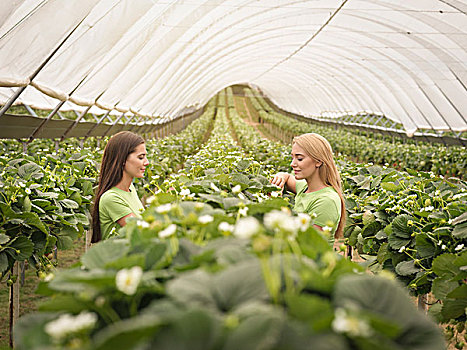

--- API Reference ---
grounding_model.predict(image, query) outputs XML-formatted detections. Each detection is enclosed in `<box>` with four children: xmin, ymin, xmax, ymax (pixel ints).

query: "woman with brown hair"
<box><xmin>271</xmin><ymin>133</ymin><xmax>346</xmax><ymax>240</ymax></box>
<box><xmin>91</xmin><ymin>131</ymin><xmax>149</xmax><ymax>243</ymax></box>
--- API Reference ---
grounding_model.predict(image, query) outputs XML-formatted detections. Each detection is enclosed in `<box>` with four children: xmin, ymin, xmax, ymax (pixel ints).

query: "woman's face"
<box><xmin>290</xmin><ymin>143</ymin><xmax>321</xmax><ymax>180</ymax></box>
<box><xmin>124</xmin><ymin>143</ymin><xmax>149</xmax><ymax>179</ymax></box>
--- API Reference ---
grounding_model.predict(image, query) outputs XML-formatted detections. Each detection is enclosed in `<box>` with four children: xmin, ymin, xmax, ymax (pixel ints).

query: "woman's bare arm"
<box><xmin>116</xmin><ymin>213</ymin><xmax>136</xmax><ymax>227</ymax></box>
<box><xmin>270</xmin><ymin>172</ymin><xmax>297</xmax><ymax>193</ymax></box>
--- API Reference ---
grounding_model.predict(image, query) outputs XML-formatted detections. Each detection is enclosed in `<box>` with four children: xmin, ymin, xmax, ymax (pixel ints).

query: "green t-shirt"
<box><xmin>99</xmin><ymin>183</ymin><xmax>144</xmax><ymax>240</ymax></box>
<box><xmin>294</xmin><ymin>180</ymin><xmax>342</xmax><ymax>235</ymax></box>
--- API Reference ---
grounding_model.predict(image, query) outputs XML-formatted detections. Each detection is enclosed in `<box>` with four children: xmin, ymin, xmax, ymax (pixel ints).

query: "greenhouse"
<box><xmin>0</xmin><ymin>1</ymin><xmax>466</xmax><ymax>349</ymax></box>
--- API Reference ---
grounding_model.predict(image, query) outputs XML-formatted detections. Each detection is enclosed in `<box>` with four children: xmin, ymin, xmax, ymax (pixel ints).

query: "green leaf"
<box><xmin>203</xmin><ymin>238</ymin><xmax>250</xmax><ymax>265</ymax></box>
<box><xmin>387</xmin><ymin>233</ymin><xmax>410</xmax><ymax>250</ymax></box>
<box><xmin>298</xmin><ymin>229</ymin><xmax>332</xmax><ymax>260</ymax></box>
<box><xmin>334</xmin><ymin>275</ymin><xmax>445</xmax><ymax>350</ymax></box>
<box><xmin>361</xmin><ymin>221</ymin><xmax>381</xmax><ymax>238</ymax></box>
<box><xmin>212</xmin><ymin>259</ymin><xmax>268</xmax><ymax>311</ymax></box>
<box><xmin>81</xmin><ymin>180</ymin><xmax>94</xmax><ymax>196</ymax></box>
<box><xmin>395</xmin><ymin>260</ymin><xmax>421</xmax><ymax>276</ymax></box>
<box><xmin>56</xmin><ymin>227</ymin><xmax>79</xmax><ymax>250</ymax></box>
<box><xmin>375</xmin><ymin>230</ymin><xmax>387</xmax><ymax>240</ymax></box>
<box><xmin>31</xmin><ymin>231</ymin><xmax>48</xmax><ymax>255</ymax></box>
<box><xmin>4</xmin><ymin>209</ymin><xmax>48</xmax><ymax>234</ymax></box>
<box><xmin>222</xmin><ymin>197</ymin><xmax>243</xmax><ymax>210</ymax></box>
<box><xmin>74</xmin><ymin>213</ymin><xmax>89</xmax><ymax>225</ymax></box>
<box><xmin>0</xmin><ymin>233</ymin><xmax>10</xmax><ymax>244</ymax></box>
<box><xmin>452</xmin><ymin>222</ymin><xmax>467</xmax><ymax>239</ymax></box>
<box><xmin>432</xmin><ymin>254</ymin><xmax>458</xmax><ymax>278</ymax></box>
<box><xmin>367</xmin><ymin>166</ymin><xmax>382</xmax><ymax>176</ymax></box>
<box><xmin>198</xmin><ymin>193</ymin><xmax>223</xmax><ymax>205</ymax></box>
<box><xmin>23</xmin><ymin>196</ymin><xmax>32</xmax><ymax>212</ymax></box>
<box><xmin>452</xmin><ymin>212</ymin><xmax>467</xmax><ymax>225</ymax></box>
<box><xmin>55</xmin><ymin>236</ymin><xmax>73</xmax><ymax>250</ymax></box>
<box><xmin>392</xmin><ymin>214</ymin><xmax>414</xmax><ymax>238</ymax></box>
<box><xmin>39</xmin><ymin>191</ymin><xmax>59</xmax><ymax>199</ymax></box>
<box><xmin>167</xmin><ymin>270</ymin><xmax>217</xmax><ymax>310</ymax></box>
<box><xmin>376</xmin><ymin>243</ymin><xmax>390</xmax><ymax>264</ymax></box>
<box><xmin>18</xmin><ymin>162</ymin><xmax>43</xmax><ymax>180</ymax></box>
<box><xmin>9</xmin><ymin>236</ymin><xmax>34</xmax><ymax>260</ymax></box>
<box><xmin>59</xmin><ymin>198</ymin><xmax>79</xmax><ymax>209</ymax></box>
<box><xmin>415</xmin><ymin>234</ymin><xmax>435</xmax><ymax>258</ymax></box>
<box><xmin>93</xmin><ymin>314</ymin><xmax>161</xmax><ymax>350</ymax></box>
<box><xmin>39</xmin><ymin>295</ymin><xmax>89</xmax><ymax>313</ymax></box>
<box><xmin>31</xmin><ymin>199</ymin><xmax>51</xmax><ymax>208</ymax></box>
<box><xmin>441</xmin><ymin>299</ymin><xmax>467</xmax><ymax>320</ymax></box>
<box><xmin>150</xmin><ymin>308</ymin><xmax>221</xmax><ymax>350</ymax></box>
<box><xmin>432</xmin><ymin>277</ymin><xmax>459</xmax><ymax>299</ymax></box>
<box><xmin>105</xmin><ymin>254</ymin><xmax>145</xmax><ymax>270</ymax></box>
<box><xmin>446</xmin><ymin>284</ymin><xmax>467</xmax><ymax>299</ymax></box>
<box><xmin>144</xmin><ymin>242</ymin><xmax>167</xmax><ymax>270</ymax></box>
<box><xmin>48</xmin><ymin>268</ymin><xmax>116</xmax><ymax>292</ymax></box>
<box><xmin>381</xmin><ymin>182</ymin><xmax>401</xmax><ymax>192</ymax></box>
<box><xmin>285</xmin><ymin>294</ymin><xmax>333</xmax><ymax>331</ymax></box>
<box><xmin>348</xmin><ymin>226</ymin><xmax>360</xmax><ymax>246</ymax></box>
<box><xmin>236</xmin><ymin>161</ymin><xmax>251</xmax><ymax>172</ymax></box>
<box><xmin>81</xmin><ymin>240</ymin><xmax>130</xmax><ymax>269</ymax></box>
<box><xmin>428</xmin><ymin>303</ymin><xmax>443</xmax><ymax>323</ymax></box>
<box><xmin>224</xmin><ymin>311</ymin><xmax>284</xmax><ymax>350</ymax></box>
<box><xmin>247</xmin><ymin>198</ymin><xmax>289</xmax><ymax>215</ymax></box>
<box><xmin>0</xmin><ymin>252</ymin><xmax>9</xmax><ymax>273</ymax></box>
<box><xmin>357</xmin><ymin>177</ymin><xmax>371</xmax><ymax>190</ymax></box>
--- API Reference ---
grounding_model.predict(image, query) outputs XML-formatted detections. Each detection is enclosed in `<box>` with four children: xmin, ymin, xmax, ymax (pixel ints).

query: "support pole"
<box><xmin>85</xmin><ymin>110</ymin><xmax>110</xmax><ymax>139</ymax></box>
<box><xmin>9</xmin><ymin>262</ymin><xmax>20</xmax><ymax>348</ymax></box>
<box><xmin>103</xmin><ymin>112</ymin><xmax>125</xmax><ymax>137</ymax></box>
<box><xmin>418</xmin><ymin>293</ymin><xmax>428</xmax><ymax>312</ymax></box>
<box><xmin>0</xmin><ymin>86</ymin><xmax>28</xmax><ymax>117</ymax></box>
<box><xmin>29</xmin><ymin>100</ymin><xmax>66</xmax><ymax>141</ymax></box>
<box><xmin>60</xmin><ymin>105</ymin><xmax>92</xmax><ymax>141</ymax></box>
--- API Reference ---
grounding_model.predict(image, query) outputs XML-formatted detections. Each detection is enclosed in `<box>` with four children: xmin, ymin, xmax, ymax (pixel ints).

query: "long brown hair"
<box><xmin>91</xmin><ymin>131</ymin><xmax>145</xmax><ymax>243</ymax></box>
<box><xmin>293</xmin><ymin>133</ymin><xmax>346</xmax><ymax>238</ymax></box>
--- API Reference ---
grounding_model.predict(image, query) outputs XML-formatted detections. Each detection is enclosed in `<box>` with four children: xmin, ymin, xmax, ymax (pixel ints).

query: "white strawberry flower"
<box><xmin>156</xmin><ymin>203</ymin><xmax>172</xmax><ymax>214</ymax></box>
<box><xmin>45</xmin><ymin>311</ymin><xmax>97</xmax><ymax>341</ymax></box>
<box><xmin>232</xmin><ymin>185</ymin><xmax>241</xmax><ymax>194</ymax></box>
<box><xmin>159</xmin><ymin>224</ymin><xmax>177</xmax><ymax>238</ymax></box>
<box><xmin>180</xmin><ymin>188</ymin><xmax>191</xmax><ymax>196</ymax></box>
<box><xmin>233</xmin><ymin>217</ymin><xmax>260</xmax><ymax>239</ymax></box>
<box><xmin>218</xmin><ymin>221</ymin><xmax>235</xmax><ymax>233</ymax></box>
<box><xmin>136</xmin><ymin>220</ymin><xmax>149</xmax><ymax>228</ymax></box>
<box><xmin>115</xmin><ymin>266</ymin><xmax>143</xmax><ymax>295</ymax></box>
<box><xmin>296</xmin><ymin>213</ymin><xmax>311</xmax><ymax>231</ymax></box>
<box><xmin>332</xmin><ymin>308</ymin><xmax>372</xmax><ymax>337</ymax></box>
<box><xmin>210</xmin><ymin>182</ymin><xmax>220</xmax><ymax>192</ymax></box>
<box><xmin>238</xmin><ymin>207</ymin><xmax>249</xmax><ymax>217</ymax></box>
<box><xmin>198</xmin><ymin>215</ymin><xmax>214</xmax><ymax>225</ymax></box>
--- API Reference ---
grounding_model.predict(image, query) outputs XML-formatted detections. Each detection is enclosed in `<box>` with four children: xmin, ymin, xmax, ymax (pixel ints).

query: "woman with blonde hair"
<box><xmin>271</xmin><ymin>133</ymin><xmax>345</xmax><ymax>239</ymax></box>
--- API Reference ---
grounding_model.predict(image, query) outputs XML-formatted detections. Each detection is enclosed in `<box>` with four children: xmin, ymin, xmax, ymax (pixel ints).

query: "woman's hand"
<box><xmin>270</xmin><ymin>172</ymin><xmax>290</xmax><ymax>190</ymax></box>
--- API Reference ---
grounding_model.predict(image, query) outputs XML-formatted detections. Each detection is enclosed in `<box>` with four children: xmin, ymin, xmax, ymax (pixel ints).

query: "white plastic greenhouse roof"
<box><xmin>0</xmin><ymin>0</ymin><xmax>466</xmax><ymax>134</ymax></box>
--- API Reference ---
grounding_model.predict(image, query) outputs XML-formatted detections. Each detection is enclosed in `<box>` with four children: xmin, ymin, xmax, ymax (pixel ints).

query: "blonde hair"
<box><xmin>293</xmin><ymin>133</ymin><xmax>346</xmax><ymax>238</ymax></box>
